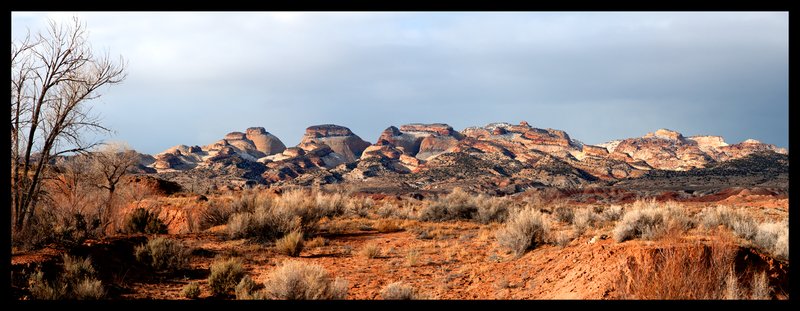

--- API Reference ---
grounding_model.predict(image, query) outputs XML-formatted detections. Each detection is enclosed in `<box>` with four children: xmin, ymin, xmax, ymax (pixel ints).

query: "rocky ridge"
<box><xmin>141</xmin><ymin>122</ymin><xmax>787</xmax><ymax>193</ymax></box>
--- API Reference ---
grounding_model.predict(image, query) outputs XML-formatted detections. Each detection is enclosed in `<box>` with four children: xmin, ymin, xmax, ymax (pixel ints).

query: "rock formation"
<box><xmin>299</xmin><ymin>124</ymin><xmax>370</xmax><ymax>163</ymax></box>
<box><xmin>145</xmin><ymin>122</ymin><xmax>787</xmax><ymax>193</ymax></box>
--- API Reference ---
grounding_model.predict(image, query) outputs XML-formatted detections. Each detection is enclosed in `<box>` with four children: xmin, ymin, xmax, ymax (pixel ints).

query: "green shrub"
<box><xmin>263</xmin><ymin>260</ymin><xmax>348</xmax><ymax>300</ymax></box>
<box><xmin>208</xmin><ymin>257</ymin><xmax>246</xmax><ymax>296</ymax></box>
<box><xmin>496</xmin><ymin>208</ymin><xmax>551</xmax><ymax>257</ymax></box>
<box><xmin>124</xmin><ymin>208</ymin><xmax>167</xmax><ymax>234</ymax></box>
<box><xmin>134</xmin><ymin>237</ymin><xmax>190</xmax><ymax>272</ymax></box>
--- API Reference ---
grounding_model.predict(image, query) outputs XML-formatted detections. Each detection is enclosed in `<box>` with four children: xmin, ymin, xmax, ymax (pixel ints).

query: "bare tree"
<box><xmin>11</xmin><ymin>17</ymin><xmax>127</xmax><ymax>234</ymax></box>
<box><xmin>90</xmin><ymin>142</ymin><xmax>139</xmax><ymax>231</ymax></box>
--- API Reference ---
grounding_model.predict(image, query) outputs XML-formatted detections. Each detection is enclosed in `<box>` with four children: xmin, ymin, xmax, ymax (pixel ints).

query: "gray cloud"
<box><xmin>11</xmin><ymin>12</ymin><xmax>788</xmax><ymax>154</ymax></box>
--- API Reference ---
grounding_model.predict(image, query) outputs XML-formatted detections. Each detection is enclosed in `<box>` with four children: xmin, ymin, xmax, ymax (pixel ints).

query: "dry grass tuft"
<box><xmin>359</xmin><ymin>243</ymin><xmax>382</xmax><ymax>259</ymax></box>
<box><xmin>274</xmin><ymin>231</ymin><xmax>304</xmax><ymax>257</ymax></box>
<box><xmin>380</xmin><ymin>281</ymin><xmax>421</xmax><ymax>300</ymax></box>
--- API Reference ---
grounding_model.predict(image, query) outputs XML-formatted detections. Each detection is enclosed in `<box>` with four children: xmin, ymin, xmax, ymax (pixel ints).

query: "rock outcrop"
<box><xmin>245</xmin><ymin>127</ymin><xmax>286</xmax><ymax>156</ymax></box>
<box><xmin>299</xmin><ymin>124</ymin><xmax>370</xmax><ymax>163</ymax></box>
<box><xmin>379</xmin><ymin>123</ymin><xmax>464</xmax><ymax>160</ymax></box>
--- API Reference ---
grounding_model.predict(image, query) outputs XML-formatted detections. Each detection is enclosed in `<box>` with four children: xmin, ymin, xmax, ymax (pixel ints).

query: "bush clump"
<box><xmin>419</xmin><ymin>188</ymin><xmax>509</xmax><ymax>223</ymax></box>
<box><xmin>201</xmin><ymin>191</ymin><xmax>269</xmax><ymax>229</ymax></box>
<box><xmin>182</xmin><ymin>282</ymin><xmax>201</xmax><ymax>299</ymax></box>
<box><xmin>207</xmin><ymin>257</ymin><xmax>246</xmax><ymax>296</ymax></box>
<box><xmin>28</xmin><ymin>254</ymin><xmax>105</xmax><ymax>300</ymax></box>
<box><xmin>753</xmin><ymin>221</ymin><xmax>789</xmax><ymax>260</ymax></box>
<box><xmin>262</xmin><ymin>260</ymin><xmax>348</xmax><ymax>300</ymax></box>
<box><xmin>227</xmin><ymin>189</ymin><xmax>343</xmax><ymax>243</ymax></box>
<box><xmin>275</xmin><ymin>231</ymin><xmax>304</xmax><ymax>257</ymax></box>
<box><xmin>380</xmin><ymin>281</ymin><xmax>420</xmax><ymax>300</ymax></box>
<box><xmin>495</xmin><ymin>208</ymin><xmax>551</xmax><ymax>257</ymax></box>
<box><xmin>702</xmin><ymin>206</ymin><xmax>758</xmax><ymax>240</ymax></box>
<box><xmin>124</xmin><ymin>208</ymin><xmax>167</xmax><ymax>234</ymax></box>
<box><xmin>612</xmin><ymin>201</ymin><xmax>693</xmax><ymax>242</ymax></box>
<box><xmin>134</xmin><ymin>237</ymin><xmax>190</xmax><ymax>272</ymax></box>
<box><xmin>235</xmin><ymin>275</ymin><xmax>266</xmax><ymax>300</ymax></box>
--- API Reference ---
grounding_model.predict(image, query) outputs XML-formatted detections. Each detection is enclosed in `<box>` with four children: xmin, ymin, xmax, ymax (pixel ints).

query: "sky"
<box><xmin>11</xmin><ymin>12</ymin><xmax>788</xmax><ymax>154</ymax></box>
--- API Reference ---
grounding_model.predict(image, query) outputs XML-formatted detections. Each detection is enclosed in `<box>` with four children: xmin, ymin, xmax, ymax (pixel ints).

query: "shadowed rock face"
<box><xmin>300</xmin><ymin>124</ymin><xmax>370</xmax><ymax>163</ymax></box>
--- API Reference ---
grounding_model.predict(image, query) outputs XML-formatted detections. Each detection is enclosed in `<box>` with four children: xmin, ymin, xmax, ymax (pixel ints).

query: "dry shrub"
<box><xmin>474</xmin><ymin>195</ymin><xmax>511</xmax><ymax>223</ymax></box>
<box><xmin>375</xmin><ymin>219</ymin><xmax>403</xmax><ymax>233</ymax></box>
<box><xmin>612</xmin><ymin>200</ymin><xmax>693</xmax><ymax>242</ymax></box>
<box><xmin>750</xmin><ymin>271</ymin><xmax>771</xmax><ymax>300</ymax></box>
<box><xmin>344</xmin><ymin>196</ymin><xmax>374</xmax><ymax>218</ymax></box>
<box><xmin>495</xmin><ymin>208</ymin><xmax>551</xmax><ymax>257</ymax></box>
<box><xmin>405</xmin><ymin>248</ymin><xmax>421</xmax><ymax>267</ymax></box>
<box><xmin>208</xmin><ymin>257</ymin><xmax>246</xmax><ymax>296</ymax></box>
<box><xmin>359</xmin><ymin>243</ymin><xmax>382</xmax><ymax>259</ymax></box>
<box><xmin>28</xmin><ymin>254</ymin><xmax>104</xmax><ymax>300</ymax></box>
<box><xmin>134</xmin><ymin>237</ymin><xmax>190</xmax><ymax>272</ymax></box>
<box><xmin>617</xmin><ymin>242</ymin><xmax>736</xmax><ymax>299</ymax></box>
<box><xmin>381</xmin><ymin>281</ymin><xmax>420</xmax><ymax>300</ymax></box>
<box><xmin>201</xmin><ymin>192</ymin><xmax>270</xmax><ymax>229</ymax></box>
<box><xmin>553</xmin><ymin>205</ymin><xmax>574</xmax><ymax>223</ymax></box>
<box><xmin>573</xmin><ymin>208</ymin><xmax>600</xmax><ymax>234</ymax></box>
<box><xmin>419</xmin><ymin>188</ymin><xmax>509</xmax><ymax>223</ymax></box>
<box><xmin>305</xmin><ymin>236</ymin><xmax>327</xmax><ymax>248</ymax></box>
<box><xmin>262</xmin><ymin>260</ymin><xmax>348</xmax><ymax>300</ymax></box>
<box><xmin>420</xmin><ymin>188</ymin><xmax>476</xmax><ymax>222</ymax></box>
<box><xmin>123</xmin><ymin>207</ymin><xmax>167</xmax><ymax>234</ymax></box>
<box><xmin>182</xmin><ymin>282</ymin><xmax>201</xmax><ymax>299</ymax></box>
<box><xmin>702</xmin><ymin>206</ymin><xmax>757</xmax><ymax>240</ymax></box>
<box><xmin>275</xmin><ymin>231</ymin><xmax>304</xmax><ymax>257</ymax></box>
<box><xmin>377</xmin><ymin>201</ymin><xmax>417</xmax><ymax>220</ymax></box>
<box><xmin>702</xmin><ymin>206</ymin><xmax>788</xmax><ymax>260</ymax></box>
<box><xmin>617</xmin><ymin>236</ymin><xmax>775</xmax><ymax>300</ymax></box>
<box><xmin>235</xmin><ymin>275</ymin><xmax>266</xmax><ymax>300</ymax></box>
<box><xmin>753</xmin><ymin>221</ymin><xmax>788</xmax><ymax>260</ymax></box>
<box><xmin>227</xmin><ymin>189</ymin><xmax>344</xmax><ymax>243</ymax></box>
<box><xmin>602</xmin><ymin>205</ymin><xmax>624</xmax><ymax>222</ymax></box>
<box><xmin>554</xmin><ymin>231</ymin><xmax>573</xmax><ymax>248</ymax></box>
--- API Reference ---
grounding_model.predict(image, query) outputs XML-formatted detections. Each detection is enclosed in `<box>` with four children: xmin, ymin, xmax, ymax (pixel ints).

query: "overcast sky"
<box><xmin>11</xmin><ymin>12</ymin><xmax>788</xmax><ymax>154</ymax></box>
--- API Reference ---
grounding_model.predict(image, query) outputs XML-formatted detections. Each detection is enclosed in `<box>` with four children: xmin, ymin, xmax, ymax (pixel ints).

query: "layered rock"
<box><xmin>582</xmin><ymin>145</ymin><xmax>609</xmax><ymax>158</ymax></box>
